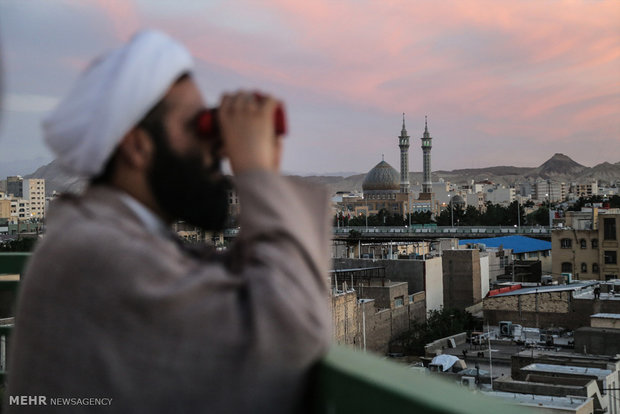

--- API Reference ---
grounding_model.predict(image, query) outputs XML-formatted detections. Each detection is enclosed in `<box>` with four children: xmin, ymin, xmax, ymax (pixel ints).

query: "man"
<box><xmin>5</xmin><ymin>31</ymin><xmax>331</xmax><ymax>413</ymax></box>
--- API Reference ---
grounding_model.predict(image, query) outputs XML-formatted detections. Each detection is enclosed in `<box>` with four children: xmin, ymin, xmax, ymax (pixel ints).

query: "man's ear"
<box><xmin>117</xmin><ymin>128</ymin><xmax>154</xmax><ymax>170</ymax></box>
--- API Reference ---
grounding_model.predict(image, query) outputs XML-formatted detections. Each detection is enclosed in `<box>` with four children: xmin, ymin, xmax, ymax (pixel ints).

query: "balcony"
<box><xmin>0</xmin><ymin>253</ymin><xmax>531</xmax><ymax>412</ymax></box>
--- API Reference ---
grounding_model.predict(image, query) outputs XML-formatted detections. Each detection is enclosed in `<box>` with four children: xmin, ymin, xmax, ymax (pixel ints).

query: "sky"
<box><xmin>0</xmin><ymin>0</ymin><xmax>619</xmax><ymax>177</ymax></box>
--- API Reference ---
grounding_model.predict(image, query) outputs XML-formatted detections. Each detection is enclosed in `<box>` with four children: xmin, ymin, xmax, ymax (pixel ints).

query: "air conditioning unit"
<box><xmin>499</xmin><ymin>321</ymin><xmax>513</xmax><ymax>337</ymax></box>
<box><xmin>461</xmin><ymin>376</ymin><xmax>476</xmax><ymax>389</ymax></box>
<box><xmin>561</xmin><ymin>273</ymin><xmax>572</xmax><ymax>284</ymax></box>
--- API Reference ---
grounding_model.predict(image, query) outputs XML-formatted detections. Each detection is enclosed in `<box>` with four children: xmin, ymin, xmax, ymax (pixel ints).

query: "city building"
<box><xmin>6</xmin><ymin>176</ymin><xmax>23</xmax><ymax>198</ymax></box>
<box><xmin>330</xmin><ymin>267</ymin><xmax>426</xmax><ymax>353</ymax></box>
<box><xmin>442</xmin><ymin>249</ymin><xmax>486</xmax><ymax>310</ymax></box>
<box><xmin>533</xmin><ymin>180</ymin><xmax>568</xmax><ymax>203</ymax></box>
<box><xmin>355</xmin><ymin>158</ymin><xmax>410</xmax><ymax>217</ymax></box>
<box><xmin>491</xmin><ymin>348</ymin><xmax>620</xmax><ymax>413</ymax></box>
<box><xmin>574</xmin><ymin>313</ymin><xmax>620</xmax><ymax>356</ymax></box>
<box><xmin>0</xmin><ymin>199</ymin><xmax>11</xmax><ymax>221</ymax></box>
<box><xmin>333</xmin><ymin>257</ymin><xmax>444</xmax><ymax>314</ymax></box>
<box><xmin>22</xmin><ymin>178</ymin><xmax>46</xmax><ymax>219</ymax></box>
<box><xmin>484</xmin><ymin>186</ymin><xmax>515</xmax><ymax>206</ymax></box>
<box><xmin>552</xmin><ymin>209</ymin><xmax>620</xmax><ymax>281</ymax></box>
<box><xmin>573</xmin><ymin>180</ymin><xmax>599</xmax><ymax>198</ymax></box>
<box><xmin>11</xmin><ymin>198</ymin><xmax>30</xmax><ymax>221</ymax></box>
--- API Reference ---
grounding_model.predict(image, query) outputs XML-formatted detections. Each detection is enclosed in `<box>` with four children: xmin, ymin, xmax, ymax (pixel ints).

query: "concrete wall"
<box><xmin>574</xmin><ymin>327</ymin><xmax>620</xmax><ymax>356</ymax></box>
<box><xmin>480</xmin><ymin>254</ymin><xmax>490</xmax><ymax>299</ymax></box>
<box><xmin>424</xmin><ymin>332</ymin><xmax>467</xmax><ymax>357</ymax></box>
<box><xmin>331</xmin><ymin>290</ymin><xmax>360</xmax><ymax>346</ymax></box>
<box><xmin>442</xmin><ymin>249</ymin><xmax>481</xmax><ymax>310</ymax></box>
<box><xmin>332</xmin><ymin>257</ymin><xmax>443</xmax><ymax>314</ymax></box>
<box><xmin>493</xmin><ymin>377</ymin><xmax>589</xmax><ymax>398</ymax></box>
<box><xmin>330</xmin><ymin>283</ymin><xmax>427</xmax><ymax>354</ymax></box>
<box><xmin>591</xmin><ymin>316</ymin><xmax>620</xmax><ymax>329</ymax></box>
<box><xmin>424</xmin><ymin>257</ymin><xmax>443</xmax><ymax>313</ymax></box>
<box><xmin>359</xmin><ymin>282</ymin><xmax>408</xmax><ymax>310</ymax></box>
<box><xmin>333</xmin><ymin>258</ymin><xmax>424</xmax><ymax>292</ymax></box>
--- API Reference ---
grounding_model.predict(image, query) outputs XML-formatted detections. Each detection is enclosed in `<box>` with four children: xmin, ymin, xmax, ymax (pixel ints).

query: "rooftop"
<box><xmin>521</xmin><ymin>363</ymin><xmax>612</xmax><ymax>380</ymax></box>
<box><xmin>484</xmin><ymin>391</ymin><xmax>591</xmax><ymax>411</ymax></box>
<box><xmin>459</xmin><ymin>235</ymin><xmax>551</xmax><ymax>254</ymax></box>
<box><xmin>489</xmin><ymin>281</ymin><xmax>598</xmax><ymax>298</ymax></box>
<box><xmin>591</xmin><ymin>313</ymin><xmax>620</xmax><ymax>320</ymax></box>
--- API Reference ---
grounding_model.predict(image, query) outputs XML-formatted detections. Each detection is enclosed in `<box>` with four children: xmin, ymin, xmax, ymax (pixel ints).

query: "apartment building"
<box><xmin>552</xmin><ymin>209</ymin><xmax>619</xmax><ymax>280</ymax></box>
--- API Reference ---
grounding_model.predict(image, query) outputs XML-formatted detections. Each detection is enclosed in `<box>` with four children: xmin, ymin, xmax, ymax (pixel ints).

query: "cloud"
<box><xmin>1</xmin><ymin>0</ymin><xmax>618</xmax><ymax>172</ymax></box>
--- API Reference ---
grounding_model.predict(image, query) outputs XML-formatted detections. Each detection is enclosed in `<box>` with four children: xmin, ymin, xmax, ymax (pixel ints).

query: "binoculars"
<box><xmin>196</xmin><ymin>94</ymin><xmax>287</xmax><ymax>140</ymax></box>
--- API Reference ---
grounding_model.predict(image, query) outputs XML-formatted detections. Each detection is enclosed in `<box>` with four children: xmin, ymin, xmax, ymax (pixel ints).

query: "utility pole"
<box><xmin>450</xmin><ymin>195</ymin><xmax>454</xmax><ymax>227</ymax></box>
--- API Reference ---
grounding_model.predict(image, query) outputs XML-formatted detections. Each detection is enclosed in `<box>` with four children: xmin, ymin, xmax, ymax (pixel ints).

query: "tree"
<box><xmin>390</xmin><ymin>307</ymin><xmax>479</xmax><ymax>356</ymax></box>
<box><xmin>0</xmin><ymin>238</ymin><xmax>38</xmax><ymax>252</ymax></box>
<box><xmin>526</xmin><ymin>205</ymin><xmax>549</xmax><ymax>226</ymax></box>
<box><xmin>461</xmin><ymin>206</ymin><xmax>481</xmax><ymax>226</ymax></box>
<box><xmin>406</xmin><ymin>211</ymin><xmax>433</xmax><ymax>225</ymax></box>
<box><xmin>434</xmin><ymin>207</ymin><xmax>452</xmax><ymax>226</ymax></box>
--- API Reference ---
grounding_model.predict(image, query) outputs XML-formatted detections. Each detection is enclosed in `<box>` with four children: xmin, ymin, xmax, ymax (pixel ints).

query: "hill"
<box><xmin>24</xmin><ymin>153</ymin><xmax>620</xmax><ymax>196</ymax></box>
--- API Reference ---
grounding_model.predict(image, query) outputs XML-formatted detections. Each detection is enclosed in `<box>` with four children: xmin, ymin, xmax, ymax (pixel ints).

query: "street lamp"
<box><xmin>449</xmin><ymin>194</ymin><xmax>454</xmax><ymax>227</ymax></box>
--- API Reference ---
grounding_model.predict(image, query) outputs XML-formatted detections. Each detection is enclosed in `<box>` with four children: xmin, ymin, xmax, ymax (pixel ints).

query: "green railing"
<box><xmin>0</xmin><ymin>253</ymin><xmax>30</xmax><ymax>277</ymax></box>
<box><xmin>314</xmin><ymin>345</ymin><xmax>531</xmax><ymax>413</ymax></box>
<box><xmin>0</xmin><ymin>325</ymin><xmax>12</xmax><ymax>384</ymax></box>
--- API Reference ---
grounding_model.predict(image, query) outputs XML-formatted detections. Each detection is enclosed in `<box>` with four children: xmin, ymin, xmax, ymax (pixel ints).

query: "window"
<box><xmin>604</xmin><ymin>251</ymin><xmax>617</xmax><ymax>265</ymax></box>
<box><xmin>560</xmin><ymin>238</ymin><xmax>572</xmax><ymax>249</ymax></box>
<box><xmin>604</xmin><ymin>218</ymin><xmax>617</xmax><ymax>240</ymax></box>
<box><xmin>593</xmin><ymin>263</ymin><xmax>599</xmax><ymax>273</ymax></box>
<box><xmin>581</xmin><ymin>263</ymin><xmax>587</xmax><ymax>273</ymax></box>
<box><xmin>394</xmin><ymin>296</ymin><xmax>404</xmax><ymax>308</ymax></box>
<box><xmin>592</xmin><ymin>239</ymin><xmax>598</xmax><ymax>248</ymax></box>
<box><xmin>580</xmin><ymin>239</ymin><xmax>587</xmax><ymax>249</ymax></box>
<box><xmin>561</xmin><ymin>262</ymin><xmax>572</xmax><ymax>273</ymax></box>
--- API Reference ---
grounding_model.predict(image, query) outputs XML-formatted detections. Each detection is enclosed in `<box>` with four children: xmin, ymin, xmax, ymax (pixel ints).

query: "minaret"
<box><xmin>421</xmin><ymin>116</ymin><xmax>433</xmax><ymax>194</ymax></box>
<box><xmin>398</xmin><ymin>113</ymin><xmax>410</xmax><ymax>193</ymax></box>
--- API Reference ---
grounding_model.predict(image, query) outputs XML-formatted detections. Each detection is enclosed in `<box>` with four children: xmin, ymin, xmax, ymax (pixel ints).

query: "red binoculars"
<box><xmin>195</xmin><ymin>94</ymin><xmax>287</xmax><ymax>140</ymax></box>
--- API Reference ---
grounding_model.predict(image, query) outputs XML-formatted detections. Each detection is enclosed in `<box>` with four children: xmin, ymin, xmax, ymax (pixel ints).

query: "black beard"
<box><xmin>147</xmin><ymin>129</ymin><xmax>231</xmax><ymax>232</ymax></box>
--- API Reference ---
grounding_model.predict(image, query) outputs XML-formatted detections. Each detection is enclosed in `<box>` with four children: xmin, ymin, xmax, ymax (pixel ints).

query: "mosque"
<box><xmin>348</xmin><ymin>115</ymin><xmax>437</xmax><ymax>219</ymax></box>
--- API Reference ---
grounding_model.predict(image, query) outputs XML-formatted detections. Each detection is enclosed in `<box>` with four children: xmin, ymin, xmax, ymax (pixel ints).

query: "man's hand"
<box><xmin>218</xmin><ymin>91</ymin><xmax>283</xmax><ymax>174</ymax></box>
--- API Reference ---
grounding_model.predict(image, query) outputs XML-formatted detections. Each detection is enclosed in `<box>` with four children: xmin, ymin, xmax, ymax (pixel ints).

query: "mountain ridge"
<box><xmin>20</xmin><ymin>153</ymin><xmax>620</xmax><ymax>196</ymax></box>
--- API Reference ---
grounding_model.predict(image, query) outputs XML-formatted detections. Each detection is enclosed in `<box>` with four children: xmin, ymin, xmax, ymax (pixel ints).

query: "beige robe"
<box><xmin>5</xmin><ymin>171</ymin><xmax>331</xmax><ymax>413</ymax></box>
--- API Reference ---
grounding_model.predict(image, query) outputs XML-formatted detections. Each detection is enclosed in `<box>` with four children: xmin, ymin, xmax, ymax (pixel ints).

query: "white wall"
<box><xmin>424</xmin><ymin>256</ymin><xmax>444</xmax><ymax>313</ymax></box>
<box><xmin>479</xmin><ymin>254</ymin><xmax>490</xmax><ymax>299</ymax></box>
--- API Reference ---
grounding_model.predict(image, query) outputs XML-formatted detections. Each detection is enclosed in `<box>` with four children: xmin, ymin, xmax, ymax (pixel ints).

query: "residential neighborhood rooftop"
<box><xmin>459</xmin><ymin>235</ymin><xmax>551</xmax><ymax>254</ymax></box>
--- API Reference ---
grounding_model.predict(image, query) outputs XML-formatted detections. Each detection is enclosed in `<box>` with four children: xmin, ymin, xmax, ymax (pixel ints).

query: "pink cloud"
<box><xmin>84</xmin><ymin>0</ymin><xmax>620</xmax><ymax>168</ymax></box>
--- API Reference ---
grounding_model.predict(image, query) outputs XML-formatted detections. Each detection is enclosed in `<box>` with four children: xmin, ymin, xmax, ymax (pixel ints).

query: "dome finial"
<box><xmin>424</xmin><ymin>115</ymin><xmax>428</xmax><ymax>133</ymax></box>
<box><xmin>382</xmin><ymin>153</ymin><xmax>384</xmax><ymax>161</ymax></box>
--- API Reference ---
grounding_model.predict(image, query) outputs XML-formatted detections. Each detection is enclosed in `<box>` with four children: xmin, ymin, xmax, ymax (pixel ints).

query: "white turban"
<box><xmin>43</xmin><ymin>30</ymin><xmax>194</xmax><ymax>177</ymax></box>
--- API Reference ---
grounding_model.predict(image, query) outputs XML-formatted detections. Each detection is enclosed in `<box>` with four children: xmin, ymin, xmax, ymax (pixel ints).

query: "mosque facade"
<box><xmin>346</xmin><ymin>116</ymin><xmax>438</xmax><ymax>219</ymax></box>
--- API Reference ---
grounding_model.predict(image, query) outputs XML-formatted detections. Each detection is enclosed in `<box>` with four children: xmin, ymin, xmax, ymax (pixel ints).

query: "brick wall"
<box><xmin>483</xmin><ymin>290</ymin><xmax>620</xmax><ymax>329</ymax></box>
<box><xmin>331</xmin><ymin>290</ymin><xmax>360</xmax><ymax>346</ymax></box>
<box><xmin>331</xmin><ymin>289</ymin><xmax>427</xmax><ymax>354</ymax></box>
